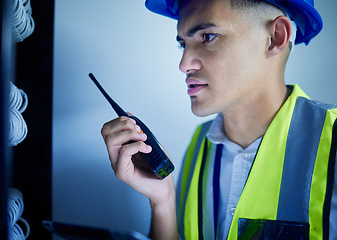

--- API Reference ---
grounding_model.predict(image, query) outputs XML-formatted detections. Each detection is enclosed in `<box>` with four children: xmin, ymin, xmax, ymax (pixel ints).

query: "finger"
<box><xmin>119</xmin><ymin>141</ymin><xmax>152</xmax><ymax>161</ymax></box>
<box><xmin>114</xmin><ymin>141</ymin><xmax>152</xmax><ymax>181</ymax></box>
<box><xmin>102</xmin><ymin>116</ymin><xmax>144</xmax><ymax>146</ymax></box>
<box><xmin>104</xmin><ymin>130</ymin><xmax>147</xmax><ymax>169</ymax></box>
<box><xmin>101</xmin><ymin>116</ymin><xmax>137</xmax><ymax>136</ymax></box>
<box><xmin>104</xmin><ymin>129</ymin><xmax>147</xmax><ymax>150</ymax></box>
<box><xmin>101</xmin><ymin>117</ymin><xmax>146</xmax><ymax>171</ymax></box>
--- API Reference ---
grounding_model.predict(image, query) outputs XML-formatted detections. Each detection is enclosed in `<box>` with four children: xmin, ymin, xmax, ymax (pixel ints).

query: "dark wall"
<box><xmin>1</xmin><ymin>0</ymin><xmax>13</xmax><ymax>239</ymax></box>
<box><xmin>13</xmin><ymin>0</ymin><xmax>54</xmax><ymax>239</ymax></box>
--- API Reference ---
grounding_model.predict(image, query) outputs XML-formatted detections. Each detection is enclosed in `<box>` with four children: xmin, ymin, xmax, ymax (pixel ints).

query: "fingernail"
<box><xmin>140</xmin><ymin>132</ymin><xmax>146</xmax><ymax>139</ymax></box>
<box><xmin>135</xmin><ymin>125</ymin><xmax>141</xmax><ymax>132</ymax></box>
<box><xmin>129</xmin><ymin>118</ymin><xmax>136</xmax><ymax>124</ymax></box>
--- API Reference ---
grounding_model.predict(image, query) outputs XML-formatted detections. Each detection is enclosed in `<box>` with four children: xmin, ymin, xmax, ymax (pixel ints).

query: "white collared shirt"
<box><xmin>207</xmin><ymin>113</ymin><xmax>261</xmax><ymax>239</ymax></box>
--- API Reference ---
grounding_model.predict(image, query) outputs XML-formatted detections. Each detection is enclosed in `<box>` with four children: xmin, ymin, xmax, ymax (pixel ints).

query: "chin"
<box><xmin>191</xmin><ymin>105</ymin><xmax>215</xmax><ymax>118</ymax></box>
<box><xmin>190</xmin><ymin>96</ymin><xmax>219</xmax><ymax>117</ymax></box>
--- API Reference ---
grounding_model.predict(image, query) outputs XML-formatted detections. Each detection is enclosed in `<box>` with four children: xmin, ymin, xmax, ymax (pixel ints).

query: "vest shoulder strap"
<box><xmin>176</xmin><ymin>120</ymin><xmax>212</xmax><ymax>238</ymax></box>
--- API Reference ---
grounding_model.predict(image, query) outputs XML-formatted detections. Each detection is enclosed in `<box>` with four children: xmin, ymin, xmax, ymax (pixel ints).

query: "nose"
<box><xmin>179</xmin><ymin>47</ymin><xmax>202</xmax><ymax>74</ymax></box>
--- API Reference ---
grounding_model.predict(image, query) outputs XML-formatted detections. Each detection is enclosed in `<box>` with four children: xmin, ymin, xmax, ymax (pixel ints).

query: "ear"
<box><xmin>267</xmin><ymin>16</ymin><xmax>292</xmax><ymax>57</ymax></box>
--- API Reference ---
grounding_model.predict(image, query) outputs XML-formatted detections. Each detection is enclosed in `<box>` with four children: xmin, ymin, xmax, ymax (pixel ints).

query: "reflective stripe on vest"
<box><xmin>176</xmin><ymin>121</ymin><xmax>212</xmax><ymax>239</ymax></box>
<box><xmin>177</xmin><ymin>85</ymin><xmax>337</xmax><ymax>240</ymax></box>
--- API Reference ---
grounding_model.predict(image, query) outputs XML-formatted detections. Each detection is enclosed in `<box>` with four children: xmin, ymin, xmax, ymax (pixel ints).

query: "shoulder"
<box><xmin>190</xmin><ymin>119</ymin><xmax>216</xmax><ymax>142</ymax></box>
<box><xmin>294</xmin><ymin>96</ymin><xmax>337</xmax><ymax>122</ymax></box>
<box><xmin>297</xmin><ymin>96</ymin><xmax>337</xmax><ymax>111</ymax></box>
<box><xmin>196</xmin><ymin>120</ymin><xmax>213</xmax><ymax>135</ymax></box>
<box><xmin>186</xmin><ymin>120</ymin><xmax>214</xmax><ymax>152</ymax></box>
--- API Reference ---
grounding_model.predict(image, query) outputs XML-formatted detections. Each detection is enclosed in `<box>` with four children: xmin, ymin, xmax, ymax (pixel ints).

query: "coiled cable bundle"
<box><xmin>7</xmin><ymin>188</ymin><xmax>30</xmax><ymax>240</ymax></box>
<box><xmin>9</xmin><ymin>81</ymin><xmax>28</xmax><ymax>146</ymax></box>
<box><xmin>12</xmin><ymin>0</ymin><xmax>35</xmax><ymax>42</ymax></box>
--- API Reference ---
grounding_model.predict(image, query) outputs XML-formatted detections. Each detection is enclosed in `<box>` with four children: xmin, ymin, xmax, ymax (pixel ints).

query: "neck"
<box><xmin>222</xmin><ymin>83</ymin><xmax>289</xmax><ymax>149</ymax></box>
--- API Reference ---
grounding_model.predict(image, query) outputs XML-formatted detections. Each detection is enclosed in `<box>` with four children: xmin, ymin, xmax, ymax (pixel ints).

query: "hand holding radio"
<box><xmin>101</xmin><ymin>115</ymin><xmax>152</xmax><ymax>179</ymax></box>
<box><xmin>89</xmin><ymin>73</ymin><xmax>174</xmax><ymax>179</ymax></box>
<box><xmin>90</xmin><ymin>73</ymin><xmax>175</xmax><ymax>204</ymax></box>
<box><xmin>101</xmin><ymin>115</ymin><xmax>175</xmax><ymax>205</ymax></box>
<box><xmin>102</xmin><ymin>118</ymin><xmax>178</xmax><ymax>240</ymax></box>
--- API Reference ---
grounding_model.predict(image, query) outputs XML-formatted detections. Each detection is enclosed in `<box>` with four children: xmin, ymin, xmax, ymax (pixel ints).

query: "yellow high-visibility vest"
<box><xmin>176</xmin><ymin>85</ymin><xmax>337</xmax><ymax>240</ymax></box>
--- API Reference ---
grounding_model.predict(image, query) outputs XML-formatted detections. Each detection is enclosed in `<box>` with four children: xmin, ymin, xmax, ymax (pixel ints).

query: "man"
<box><xmin>101</xmin><ymin>0</ymin><xmax>336</xmax><ymax>239</ymax></box>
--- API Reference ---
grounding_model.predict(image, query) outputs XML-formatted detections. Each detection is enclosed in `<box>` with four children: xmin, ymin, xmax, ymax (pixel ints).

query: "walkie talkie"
<box><xmin>89</xmin><ymin>73</ymin><xmax>174</xmax><ymax>179</ymax></box>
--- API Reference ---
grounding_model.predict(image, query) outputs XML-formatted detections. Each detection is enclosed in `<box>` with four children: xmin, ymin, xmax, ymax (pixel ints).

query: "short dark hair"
<box><xmin>179</xmin><ymin>0</ymin><xmax>280</xmax><ymax>12</ymax></box>
<box><xmin>230</xmin><ymin>0</ymin><xmax>285</xmax><ymax>20</ymax></box>
<box><xmin>230</xmin><ymin>0</ymin><xmax>266</xmax><ymax>8</ymax></box>
<box><xmin>179</xmin><ymin>0</ymin><xmax>265</xmax><ymax>6</ymax></box>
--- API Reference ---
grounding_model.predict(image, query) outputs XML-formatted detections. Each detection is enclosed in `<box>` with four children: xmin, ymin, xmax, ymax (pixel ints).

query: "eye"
<box><xmin>202</xmin><ymin>33</ymin><xmax>218</xmax><ymax>43</ymax></box>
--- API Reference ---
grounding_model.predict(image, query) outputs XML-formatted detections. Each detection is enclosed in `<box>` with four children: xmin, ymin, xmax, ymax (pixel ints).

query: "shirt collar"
<box><xmin>207</xmin><ymin>113</ymin><xmax>261</xmax><ymax>153</ymax></box>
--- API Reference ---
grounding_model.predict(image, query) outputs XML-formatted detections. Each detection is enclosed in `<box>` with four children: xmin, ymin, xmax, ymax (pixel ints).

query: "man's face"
<box><xmin>177</xmin><ymin>0</ymin><xmax>269</xmax><ymax>117</ymax></box>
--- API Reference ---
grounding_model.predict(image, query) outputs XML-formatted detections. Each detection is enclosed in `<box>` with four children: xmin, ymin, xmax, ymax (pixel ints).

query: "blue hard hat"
<box><xmin>145</xmin><ymin>0</ymin><xmax>323</xmax><ymax>45</ymax></box>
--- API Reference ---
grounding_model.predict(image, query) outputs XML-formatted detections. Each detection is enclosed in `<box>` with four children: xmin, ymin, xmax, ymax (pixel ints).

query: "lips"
<box><xmin>186</xmin><ymin>78</ymin><xmax>208</xmax><ymax>96</ymax></box>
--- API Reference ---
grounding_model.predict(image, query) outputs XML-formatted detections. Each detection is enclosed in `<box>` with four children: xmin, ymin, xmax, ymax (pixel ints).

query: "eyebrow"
<box><xmin>176</xmin><ymin>22</ymin><xmax>217</xmax><ymax>42</ymax></box>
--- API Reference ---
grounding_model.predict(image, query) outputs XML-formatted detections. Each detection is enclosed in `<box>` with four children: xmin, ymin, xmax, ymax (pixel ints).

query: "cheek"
<box><xmin>201</xmin><ymin>37</ymin><xmax>262</xmax><ymax>88</ymax></box>
<box><xmin>224</xmin><ymin>45</ymin><xmax>262</xmax><ymax>82</ymax></box>
<box><xmin>209</xmin><ymin>49</ymin><xmax>246</xmax><ymax>85</ymax></box>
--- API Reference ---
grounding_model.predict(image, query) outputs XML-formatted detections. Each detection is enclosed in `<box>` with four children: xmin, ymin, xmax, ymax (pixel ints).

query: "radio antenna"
<box><xmin>89</xmin><ymin>73</ymin><xmax>128</xmax><ymax>117</ymax></box>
